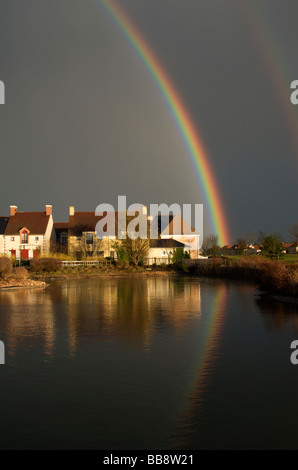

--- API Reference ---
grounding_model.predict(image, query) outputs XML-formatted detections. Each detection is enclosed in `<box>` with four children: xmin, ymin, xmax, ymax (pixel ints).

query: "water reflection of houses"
<box><xmin>0</xmin><ymin>288</ymin><xmax>56</xmax><ymax>358</ymax></box>
<box><xmin>0</xmin><ymin>279</ymin><xmax>201</xmax><ymax>357</ymax></box>
<box><xmin>62</xmin><ymin>279</ymin><xmax>201</xmax><ymax>354</ymax></box>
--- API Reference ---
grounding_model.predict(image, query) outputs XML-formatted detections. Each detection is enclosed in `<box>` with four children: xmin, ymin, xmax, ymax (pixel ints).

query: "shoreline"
<box><xmin>0</xmin><ymin>279</ymin><xmax>47</xmax><ymax>290</ymax></box>
<box><xmin>257</xmin><ymin>291</ymin><xmax>298</xmax><ymax>305</ymax></box>
<box><xmin>1</xmin><ymin>263</ymin><xmax>297</xmax><ymax>304</ymax></box>
<box><xmin>31</xmin><ymin>269</ymin><xmax>179</xmax><ymax>281</ymax></box>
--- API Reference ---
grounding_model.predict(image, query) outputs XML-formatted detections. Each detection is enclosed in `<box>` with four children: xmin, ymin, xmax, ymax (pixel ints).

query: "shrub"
<box><xmin>173</xmin><ymin>248</ymin><xmax>190</xmax><ymax>263</ymax></box>
<box><xmin>47</xmin><ymin>252</ymin><xmax>72</xmax><ymax>261</ymax></box>
<box><xmin>258</xmin><ymin>261</ymin><xmax>285</xmax><ymax>290</ymax></box>
<box><xmin>13</xmin><ymin>267</ymin><xmax>29</xmax><ymax>279</ymax></box>
<box><xmin>30</xmin><ymin>257</ymin><xmax>62</xmax><ymax>272</ymax></box>
<box><xmin>0</xmin><ymin>257</ymin><xmax>12</xmax><ymax>278</ymax></box>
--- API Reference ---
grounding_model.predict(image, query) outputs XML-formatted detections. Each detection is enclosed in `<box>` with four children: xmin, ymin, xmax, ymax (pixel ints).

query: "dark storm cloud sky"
<box><xmin>0</xmin><ymin>0</ymin><xmax>297</xmax><ymax>242</ymax></box>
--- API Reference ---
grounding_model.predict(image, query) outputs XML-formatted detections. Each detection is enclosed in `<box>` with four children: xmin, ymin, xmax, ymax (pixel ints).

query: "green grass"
<box><xmin>224</xmin><ymin>254</ymin><xmax>298</xmax><ymax>264</ymax></box>
<box><xmin>282</xmin><ymin>254</ymin><xmax>298</xmax><ymax>263</ymax></box>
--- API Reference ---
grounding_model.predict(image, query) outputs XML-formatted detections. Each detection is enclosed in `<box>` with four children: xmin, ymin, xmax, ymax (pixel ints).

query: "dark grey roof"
<box><xmin>0</xmin><ymin>217</ymin><xmax>9</xmax><ymax>235</ymax></box>
<box><xmin>150</xmin><ymin>239</ymin><xmax>186</xmax><ymax>248</ymax></box>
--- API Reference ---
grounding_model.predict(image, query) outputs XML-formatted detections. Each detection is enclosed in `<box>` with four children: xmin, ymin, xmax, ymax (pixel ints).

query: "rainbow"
<box><xmin>96</xmin><ymin>0</ymin><xmax>230</xmax><ymax>246</ymax></box>
<box><xmin>172</xmin><ymin>284</ymin><xmax>228</xmax><ymax>447</ymax></box>
<box><xmin>242</xmin><ymin>1</ymin><xmax>298</xmax><ymax>158</ymax></box>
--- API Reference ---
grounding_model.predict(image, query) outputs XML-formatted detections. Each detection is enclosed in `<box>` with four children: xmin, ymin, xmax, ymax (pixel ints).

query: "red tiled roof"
<box><xmin>69</xmin><ymin>212</ymin><xmax>150</xmax><ymax>237</ymax></box>
<box><xmin>69</xmin><ymin>212</ymin><xmax>110</xmax><ymax>237</ymax></box>
<box><xmin>5</xmin><ymin>212</ymin><xmax>50</xmax><ymax>235</ymax></box>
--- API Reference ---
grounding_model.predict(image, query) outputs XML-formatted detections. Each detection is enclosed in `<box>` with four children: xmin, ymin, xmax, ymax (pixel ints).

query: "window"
<box><xmin>86</xmin><ymin>233</ymin><xmax>93</xmax><ymax>244</ymax></box>
<box><xmin>35</xmin><ymin>236</ymin><xmax>39</xmax><ymax>241</ymax></box>
<box><xmin>10</xmin><ymin>237</ymin><xmax>14</xmax><ymax>241</ymax></box>
<box><xmin>21</xmin><ymin>232</ymin><xmax>28</xmax><ymax>244</ymax></box>
<box><xmin>77</xmin><ymin>236</ymin><xmax>81</xmax><ymax>241</ymax></box>
<box><xmin>60</xmin><ymin>233</ymin><xmax>67</xmax><ymax>245</ymax></box>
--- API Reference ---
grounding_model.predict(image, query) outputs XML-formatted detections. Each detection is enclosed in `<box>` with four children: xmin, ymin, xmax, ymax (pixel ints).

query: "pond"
<box><xmin>0</xmin><ymin>277</ymin><xmax>297</xmax><ymax>449</ymax></box>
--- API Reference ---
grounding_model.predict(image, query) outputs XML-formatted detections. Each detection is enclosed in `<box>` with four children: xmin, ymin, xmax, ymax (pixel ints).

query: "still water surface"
<box><xmin>0</xmin><ymin>277</ymin><xmax>298</xmax><ymax>449</ymax></box>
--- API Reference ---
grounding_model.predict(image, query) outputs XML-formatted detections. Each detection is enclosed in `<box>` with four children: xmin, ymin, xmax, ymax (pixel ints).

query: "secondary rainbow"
<box><xmin>96</xmin><ymin>0</ymin><xmax>230</xmax><ymax>246</ymax></box>
<box><xmin>242</xmin><ymin>1</ymin><xmax>298</xmax><ymax>158</ymax></box>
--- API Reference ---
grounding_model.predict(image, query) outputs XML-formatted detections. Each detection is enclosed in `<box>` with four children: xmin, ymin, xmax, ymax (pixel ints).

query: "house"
<box><xmin>149</xmin><ymin>238</ymin><xmax>187</xmax><ymax>264</ymax></box>
<box><xmin>219</xmin><ymin>245</ymin><xmax>236</xmax><ymax>256</ymax></box>
<box><xmin>3</xmin><ymin>205</ymin><xmax>55</xmax><ymax>260</ymax></box>
<box><xmin>0</xmin><ymin>217</ymin><xmax>9</xmax><ymax>254</ymax></box>
<box><xmin>54</xmin><ymin>222</ymin><xmax>69</xmax><ymax>253</ymax></box>
<box><xmin>158</xmin><ymin>214</ymin><xmax>200</xmax><ymax>259</ymax></box>
<box><xmin>68</xmin><ymin>207</ymin><xmax>200</xmax><ymax>260</ymax></box>
<box><xmin>288</xmin><ymin>242</ymin><xmax>298</xmax><ymax>254</ymax></box>
<box><xmin>68</xmin><ymin>206</ymin><xmax>115</xmax><ymax>258</ymax></box>
<box><xmin>68</xmin><ymin>206</ymin><xmax>150</xmax><ymax>259</ymax></box>
<box><xmin>249</xmin><ymin>244</ymin><xmax>262</xmax><ymax>254</ymax></box>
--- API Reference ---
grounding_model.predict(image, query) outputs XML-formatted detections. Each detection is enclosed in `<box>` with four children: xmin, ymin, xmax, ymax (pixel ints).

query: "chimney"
<box><xmin>69</xmin><ymin>206</ymin><xmax>75</xmax><ymax>216</ymax></box>
<box><xmin>45</xmin><ymin>205</ymin><xmax>52</xmax><ymax>216</ymax></box>
<box><xmin>10</xmin><ymin>205</ymin><xmax>17</xmax><ymax>216</ymax></box>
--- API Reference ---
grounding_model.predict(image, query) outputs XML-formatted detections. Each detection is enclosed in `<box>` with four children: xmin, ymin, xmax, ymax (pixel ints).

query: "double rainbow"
<box><xmin>242</xmin><ymin>1</ymin><xmax>298</xmax><ymax>158</ymax></box>
<box><xmin>97</xmin><ymin>0</ymin><xmax>230</xmax><ymax>246</ymax></box>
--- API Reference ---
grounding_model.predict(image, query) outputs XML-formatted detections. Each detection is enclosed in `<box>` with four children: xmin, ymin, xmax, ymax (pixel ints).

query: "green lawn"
<box><xmin>223</xmin><ymin>254</ymin><xmax>298</xmax><ymax>264</ymax></box>
<box><xmin>282</xmin><ymin>254</ymin><xmax>298</xmax><ymax>263</ymax></box>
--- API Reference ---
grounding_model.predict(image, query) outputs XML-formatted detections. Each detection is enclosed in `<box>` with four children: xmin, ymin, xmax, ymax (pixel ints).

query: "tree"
<box><xmin>289</xmin><ymin>223</ymin><xmax>298</xmax><ymax>243</ymax></box>
<box><xmin>236</xmin><ymin>237</ymin><xmax>247</xmax><ymax>255</ymax></box>
<box><xmin>71</xmin><ymin>233</ymin><xmax>104</xmax><ymax>260</ymax></box>
<box><xmin>200</xmin><ymin>238</ymin><xmax>209</xmax><ymax>256</ymax></box>
<box><xmin>258</xmin><ymin>230</ymin><xmax>267</xmax><ymax>245</ymax></box>
<box><xmin>112</xmin><ymin>238</ymin><xmax>149</xmax><ymax>265</ymax></box>
<box><xmin>262</xmin><ymin>234</ymin><xmax>284</xmax><ymax>259</ymax></box>
<box><xmin>111</xmin><ymin>243</ymin><xmax>129</xmax><ymax>264</ymax></box>
<box><xmin>201</xmin><ymin>234</ymin><xmax>220</xmax><ymax>258</ymax></box>
<box><xmin>172</xmin><ymin>247</ymin><xmax>190</xmax><ymax>263</ymax></box>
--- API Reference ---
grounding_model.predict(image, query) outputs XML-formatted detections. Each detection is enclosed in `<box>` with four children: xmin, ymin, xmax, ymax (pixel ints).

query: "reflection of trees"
<box><xmin>0</xmin><ymin>278</ymin><xmax>202</xmax><ymax>358</ymax></box>
<box><xmin>65</xmin><ymin>278</ymin><xmax>201</xmax><ymax>354</ymax></box>
<box><xmin>256</xmin><ymin>295</ymin><xmax>298</xmax><ymax>332</ymax></box>
<box><xmin>0</xmin><ymin>288</ymin><xmax>55</xmax><ymax>358</ymax></box>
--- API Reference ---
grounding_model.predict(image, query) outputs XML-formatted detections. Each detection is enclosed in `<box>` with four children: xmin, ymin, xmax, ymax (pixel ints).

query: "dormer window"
<box><xmin>21</xmin><ymin>231</ymin><xmax>28</xmax><ymax>243</ymax></box>
<box><xmin>19</xmin><ymin>228</ymin><xmax>30</xmax><ymax>244</ymax></box>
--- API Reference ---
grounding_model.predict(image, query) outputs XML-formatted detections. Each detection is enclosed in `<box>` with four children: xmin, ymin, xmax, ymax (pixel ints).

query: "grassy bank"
<box><xmin>0</xmin><ymin>278</ymin><xmax>46</xmax><ymax>289</ymax></box>
<box><xmin>1</xmin><ymin>255</ymin><xmax>297</xmax><ymax>297</ymax></box>
<box><xmin>30</xmin><ymin>264</ymin><xmax>178</xmax><ymax>280</ymax></box>
<box><xmin>186</xmin><ymin>257</ymin><xmax>298</xmax><ymax>297</ymax></box>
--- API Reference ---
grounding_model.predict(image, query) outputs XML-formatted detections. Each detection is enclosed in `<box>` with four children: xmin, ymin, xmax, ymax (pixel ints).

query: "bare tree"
<box><xmin>258</xmin><ymin>230</ymin><xmax>267</xmax><ymax>245</ymax></box>
<box><xmin>236</xmin><ymin>237</ymin><xmax>247</xmax><ymax>255</ymax></box>
<box><xmin>289</xmin><ymin>223</ymin><xmax>298</xmax><ymax>243</ymax></box>
<box><xmin>245</xmin><ymin>232</ymin><xmax>257</xmax><ymax>246</ymax></box>
<box><xmin>201</xmin><ymin>234</ymin><xmax>220</xmax><ymax>257</ymax></box>
<box><xmin>201</xmin><ymin>237</ymin><xmax>209</xmax><ymax>256</ymax></box>
<box><xmin>71</xmin><ymin>233</ymin><xmax>105</xmax><ymax>260</ymax></box>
